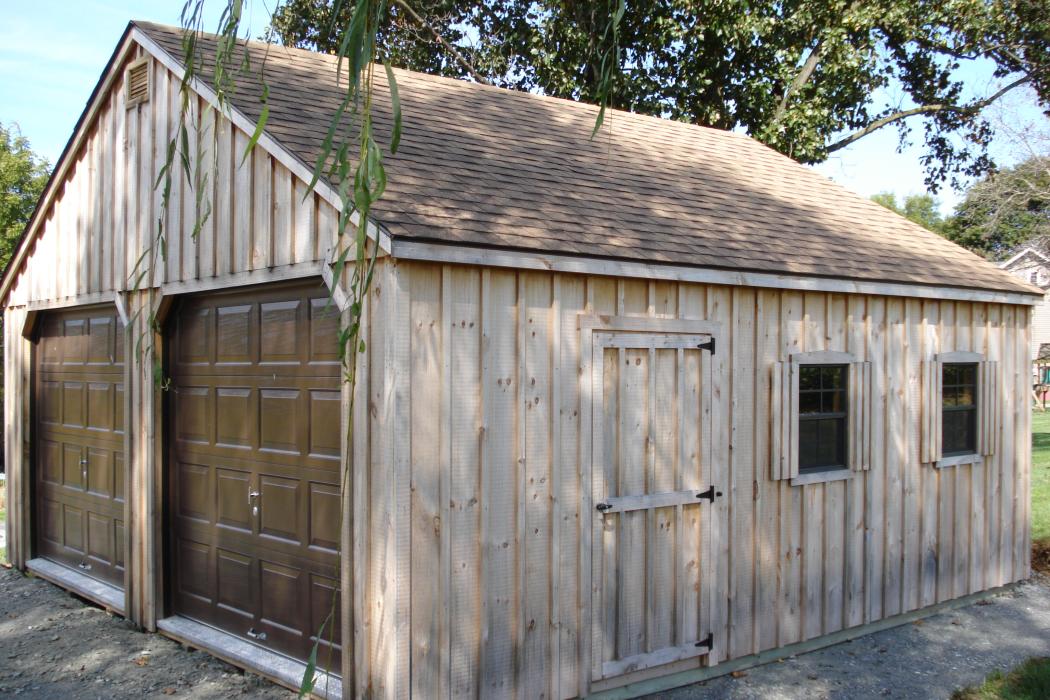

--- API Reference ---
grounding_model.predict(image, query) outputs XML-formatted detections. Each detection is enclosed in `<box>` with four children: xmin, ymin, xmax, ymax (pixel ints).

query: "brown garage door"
<box><xmin>168</xmin><ymin>281</ymin><xmax>342</xmax><ymax>663</ymax></box>
<box><xmin>35</xmin><ymin>306</ymin><xmax>126</xmax><ymax>589</ymax></box>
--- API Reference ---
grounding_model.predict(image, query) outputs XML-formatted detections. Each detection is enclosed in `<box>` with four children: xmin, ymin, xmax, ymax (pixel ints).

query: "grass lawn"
<box><xmin>1032</xmin><ymin>412</ymin><xmax>1050</xmax><ymax>574</ymax></box>
<box><xmin>952</xmin><ymin>657</ymin><xmax>1050</xmax><ymax>700</ymax></box>
<box><xmin>1032</xmin><ymin>412</ymin><xmax>1050</xmax><ymax>543</ymax></box>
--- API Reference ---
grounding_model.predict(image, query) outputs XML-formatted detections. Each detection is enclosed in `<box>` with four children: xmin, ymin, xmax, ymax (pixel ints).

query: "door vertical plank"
<box><xmin>754</xmin><ymin>289</ymin><xmax>780</xmax><ymax>647</ymax></box>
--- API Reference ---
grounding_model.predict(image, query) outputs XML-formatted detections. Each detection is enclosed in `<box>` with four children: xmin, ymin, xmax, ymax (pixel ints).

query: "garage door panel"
<box><xmin>177</xmin><ymin>462</ymin><xmax>213</xmax><ymax>523</ymax></box>
<box><xmin>259</xmin><ymin>389</ymin><xmax>301</xmax><ymax>454</ymax></box>
<box><xmin>176</xmin><ymin>538</ymin><xmax>214</xmax><ymax>602</ymax></box>
<box><xmin>308</xmin><ymin>298</ymin><xmax>340</xmax><ymax>364</ymax></box>
<box><xmin>216</xmin><ymin>304</ymin><xmax>252</xmax><ymax>364</ymax></box>
<box><xmin>259</xmin><ymin>475</ymin><xmax>302</xmax><ymax>544</ymax></box>
<box><xmin>260</xmin><ymin>300</ymin><xmax>300</xmax><ymax>361</ymax></box>
<box><xmin>114</xmin><ymin>520</ymin><xmax>125</xmax><ymax>568</ymax></box>
<box><xmin>40</xmin><ymin>440</ymin><xmax>61</xmax><ymax>484</ymax></box>
<box><xmin>87</xmin><ymin>316</ymin><xmax>116</xmax><ymax>365</ymax></box>
<box><xmin>217</xmin><ymin>549</ymin><xmax>256</xmax><ymax>615</ymax></box>
<box><xmin>62</xmin><ymin>504</ymin><xmax>85</xmax><ymax>553</ymax></box>
<box><xmin>176</xmin><ymin>386</ymin><xmax>212</xmax><ymax>443</ymax></box>
<box><xmin>215</xmin><ymin>467</ymin><xmax>252</xmax><ymax>531</ymax></box>
<box><xmin>87</xmin><ymin>382</ymin><xmax>114</xmax><ymax>431</ymax></box>
<box><xmin>308</xmin><ymin>390</ymin><xmax>341</xmax><ymax>459</ymax></box>
<box><xmin>62</xmin><ymin>381</ymin><xmax>85</xmax><ymax>428</ymax></box>
<box><xmin>215</xmin><ymin>387</ymin><xmax>254</xmax><ymax>449</ymax></box>
<box><xmin>40</xmin><ymin>381</ymin><xmax>61</xmax><ymax>424</ymax></box>
<box><xmin>86</xmin><ymin>447</ymin><xmax>112</xmax><ymax>497</ymax></box>
<box><xmin>63</xmin><ymin>444</ymin><xmax>84</xmax><ymax>489</ymax></box>
<box><xmin>63</xmin><ymin>318</ymin><xmax>87</xmax><ymax>364</ymax></box>
<box><xmin>35</xmin><ymin>306</ymin><xmax>127</xmax><ymax>590</ymax></box>
<box><xmin>308</xmin><ymin>482</ymin><xmax>340</xmax><ymax>552</ymax></box>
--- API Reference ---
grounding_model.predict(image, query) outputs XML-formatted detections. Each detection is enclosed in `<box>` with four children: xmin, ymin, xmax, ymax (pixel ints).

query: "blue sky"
<box><xmin>2</xmin><ymin>2</ymin><xmax>1046</xmax><ymax>214</ymax></box>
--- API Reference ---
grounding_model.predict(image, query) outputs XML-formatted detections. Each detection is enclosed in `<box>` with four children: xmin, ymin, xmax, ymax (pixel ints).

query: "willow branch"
<box><xmin>391</xmin><ymin>0</ymin><xmax>490</xmax><ymax>85</ymax></box>
<box><xmin>826</xmin><ymin>75</ymin><xmax>1031</xmax><ymax>153</ymax></box>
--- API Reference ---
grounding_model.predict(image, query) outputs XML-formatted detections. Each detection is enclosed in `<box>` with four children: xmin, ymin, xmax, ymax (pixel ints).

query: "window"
<box><xmin>798</xmin><ymin>364</ymin><xmax>848</xmax><ymax>473</ymax></box>
<box><xmin>942</xmin><ymin>362</ymin><xmax>978</xmax><ymax>456</ymax></box>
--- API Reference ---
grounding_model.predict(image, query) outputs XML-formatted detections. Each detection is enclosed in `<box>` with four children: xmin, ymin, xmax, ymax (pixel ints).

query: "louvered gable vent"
<box><xmin>125</xmin><ymin>58</ymin><xmax>150</xmax><ymax>107</ymax></box>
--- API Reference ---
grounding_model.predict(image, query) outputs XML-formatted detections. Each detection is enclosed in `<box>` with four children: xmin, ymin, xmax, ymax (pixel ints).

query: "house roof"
<box><xmin>7</xmin><ymin>20</ymin><xmax>1043</xmax><ymax>303</ymax></box>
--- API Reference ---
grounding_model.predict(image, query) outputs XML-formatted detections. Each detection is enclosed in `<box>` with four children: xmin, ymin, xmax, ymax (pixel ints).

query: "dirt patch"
<box><xmin>1033</xmin><ymin>539</ymin><xmax>1050</xmax><ymax>576</ymax></box>
<box><xmin>0</xmin><ymin>567</ymin><xmax>294</xmax><ymax>699</ymax></box>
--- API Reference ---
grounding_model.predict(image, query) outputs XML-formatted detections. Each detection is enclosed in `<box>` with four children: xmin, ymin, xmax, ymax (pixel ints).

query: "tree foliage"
<box><xmin>271</xmin><ymin>0</ymin><xmax>1050</xmax><ymax>190</ymax></box>
<box><xmin>871</xmin><ymin>191</ymin><xmax>947</xmax><ymax>234</ymax></box>
<box><xmin>0</xmin><ymin>122</ymin><xmax>50</xmax><ymax>273</ymax></box>
<box><xmin>944</xmin><ymin>155</ymin><xmax>1050</xmax><ymax>258</ymax></box>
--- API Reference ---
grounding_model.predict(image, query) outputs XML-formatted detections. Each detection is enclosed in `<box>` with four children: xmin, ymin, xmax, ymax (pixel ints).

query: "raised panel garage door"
<box><xmin>35</xmin><ymin>306</ymin><xmax>126</xmax><ymax>589</ymax></box>
<box><xmin>168</xmin><ymin>281</ymin><xmax>342</xmax><ymax>663</ymax></box>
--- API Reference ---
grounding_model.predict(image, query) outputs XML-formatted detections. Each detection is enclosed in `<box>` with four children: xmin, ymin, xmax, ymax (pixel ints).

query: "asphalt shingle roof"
<box><xmin>137</xmin><ymin>21</ymin><xmax>1039</xmax><ymax>297</ymax></box>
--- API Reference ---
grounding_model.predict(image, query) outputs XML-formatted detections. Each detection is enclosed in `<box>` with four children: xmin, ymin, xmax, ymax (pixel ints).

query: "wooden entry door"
<box><xmin>167</xmin><ymin>281</ymin><xmax>343</xmax><ymax>663</ymax></box>
<box><xmin>34</xmin><ymin>306</ymin><xmax>126</xmax><ymax>588</ymax></box>
<box><xmin>587</xmin><ymin>325</ymin><xmax>716</xmax><ymax>684</ymax></box>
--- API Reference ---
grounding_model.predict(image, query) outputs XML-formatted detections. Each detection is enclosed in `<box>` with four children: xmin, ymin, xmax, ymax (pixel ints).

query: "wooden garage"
<box><xmin>1</xmin><ymin>20</ymin><xmax>1040</xmax><ymax>700</ymax></box>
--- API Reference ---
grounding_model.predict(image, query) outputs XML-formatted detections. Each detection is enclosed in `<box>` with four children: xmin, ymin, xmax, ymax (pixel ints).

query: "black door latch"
<box><xmin>696</xmin><ymin>485</ymin><xmax>723</xmax><ymax>502</ymax></box>
<box><xmin>596</xmin><ymin>502</ymin><xmax>613</xmax><ymax>512</ymax></box>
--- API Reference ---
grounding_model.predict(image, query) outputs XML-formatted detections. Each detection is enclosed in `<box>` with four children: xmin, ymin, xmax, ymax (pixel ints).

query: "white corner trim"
<box><xmin>130</xmin><ymin>27</ymin><xmax>392</xmax><ymax>256</ymax></box>
<box><xmin>790</xmin><ymin>469</ymin><xmax>853</xmax><ymax>487</ymax></box>
<box><xmin>391</xmin><ymin>241</ymin><xmax>1042</xmax><ymax>305</ymax></box>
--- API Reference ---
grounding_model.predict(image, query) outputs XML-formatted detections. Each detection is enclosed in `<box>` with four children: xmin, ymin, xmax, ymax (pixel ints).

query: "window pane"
<box><xmin>943</xmin><ymin>386</ymin><xmax>958</xmax><ymax>407</ymax></box>
<box><xmin>958</xmin><ymin>364</ymin><xmax>977</xmax><ymax>385</ymax></box>
<box><xmin>823</xmin><ymin>389</ymin><xmax>846</xmax><ymax>413</ymax></box>
<box><xmin>943</xmin><ymin>364</ymin><xmax>958</xmax><ymax>384</ymax></box>
<box><xmin>943</xmin><ymin>408</ymin><xmax>977</xmax><ymax>455</ymax></box>
<box><xmin>956</xmin><ymin>384</ymin><xmax>975</xmax><ymax>408</ymax></box>
<box><xmin>799</xmin><ymin>366</ymin><xmax>820</xmax><ymax>391</ymax></box>
<box><xmin>799</xmin><ymin>420</ymin><xmax>818</xmax><ymax>468</ymax></box>
<box><xmin>823</xmin><ymin>366</ymin><xmax>846</xmax><ymax>389</ymax></box>
<box><xmin>799</xmin><ymin>391</ymin><xmax>821</xmax><ymax>414</ymax></box>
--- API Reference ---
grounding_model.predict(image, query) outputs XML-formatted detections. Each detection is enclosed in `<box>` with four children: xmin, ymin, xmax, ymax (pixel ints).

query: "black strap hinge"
<box><xmin>596</xmin><ymin>502</ymin><xmax>613</xmax><ymax>512</ymax></box>
<box><xmin>697</xmin><ymin>337</ymin><xmax>715</xmax><ymax>355</ymax></box>
<box><xmin>696</xmin><ymin>485</ymin><xmax>723</xmax><ymax>502</ymax></box>
<box><xmin>695</xmin><ymin>632</ymin><xmax>713</xmax><ymax>650</ymax></box>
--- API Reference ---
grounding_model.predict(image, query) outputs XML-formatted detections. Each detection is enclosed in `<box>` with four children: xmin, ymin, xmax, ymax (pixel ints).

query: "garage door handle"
<box><xmin>246</xmin><ymin>628</ymin><xmax>267</xmax><ymax>641</ymax></box>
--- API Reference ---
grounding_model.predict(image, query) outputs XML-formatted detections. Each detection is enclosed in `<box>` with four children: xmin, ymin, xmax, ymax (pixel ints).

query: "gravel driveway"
<box><xmin>0</xmin><ymin>567</ymin><xmax>295</xmax><ymax>698</ymax></box>
<box><xmin>654</xmin><ymin>576</ymin><xmax>1050</xmax><ymax>700</ymax></box>
<box><xmin>2</xmin><ymin>565</ymin><xmax>1048</xmax><ymax>699</ymax></box>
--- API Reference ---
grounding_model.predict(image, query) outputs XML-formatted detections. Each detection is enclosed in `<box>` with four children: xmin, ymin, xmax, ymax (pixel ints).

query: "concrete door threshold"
<box><xmin>157</xmin><ymin>615</ymin><xmax>342</xmax><ymax>699</ymax></box>
<box><xmin>26</xmin><ymin>557</ymin><xmax>124</xmax><ymax>615</ymax></box>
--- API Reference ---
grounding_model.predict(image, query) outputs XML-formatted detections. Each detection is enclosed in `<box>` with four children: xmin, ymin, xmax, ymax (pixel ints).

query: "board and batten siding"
<box><xmin>1</xmin><ymin>48</ymin><xmax>344</xmax><ymax>631</ymax></box>
<box><xmin>360</xmin><ymin>259</ymin><xmax>1031</xmax><ymax>698</ymax></box>
<box><xmin>3</xmin><ymin>47</ymin><xmax>338</xmax><ymax>310</ymax></box>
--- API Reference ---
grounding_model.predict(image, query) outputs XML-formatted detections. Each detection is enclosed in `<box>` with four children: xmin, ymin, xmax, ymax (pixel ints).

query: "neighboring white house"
<box><xmin>1001</xmin><ymin>237</ymin><xmax>1050</xmax><ymax>365</ymax></box>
